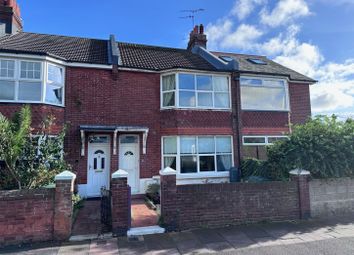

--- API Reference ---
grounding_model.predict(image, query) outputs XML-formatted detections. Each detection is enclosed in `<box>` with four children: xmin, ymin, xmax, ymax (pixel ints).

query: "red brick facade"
<box><xmin>0</xmin><ymin>66</ymin><xmax>312</xmax><ymax>191</ymax></box>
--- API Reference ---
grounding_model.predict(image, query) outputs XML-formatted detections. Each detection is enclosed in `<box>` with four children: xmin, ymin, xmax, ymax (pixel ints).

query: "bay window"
<box><xmin>161</xmin><ymin>73</ymin><xmax>230</xmax><ymax>109</ymax></box>
<box><xmin>240</xmin><ymin>76</ymin><xmax>289</xmax><ymax>111</ymax></box>
<box><xmin>0</xmin><ymin>58</ymin><xmax>64</xmax><ymax>106</ymax></box>
<box><xmin>162</xmin><ymin>136</ymin><xmax>233</xmax><ymax>175</ymax></box>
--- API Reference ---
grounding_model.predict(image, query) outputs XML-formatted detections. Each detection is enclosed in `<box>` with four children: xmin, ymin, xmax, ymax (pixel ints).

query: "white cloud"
<box><xmin>204</xmin><ymin>0</ymin><xmax>354</xmax><ymax>117</ymax></box>
<box><xmin>231</xmin><ymin>0</ymin><xmax>266</xmax><ymax>20</ymax></box>
<box><xmin>260</xmin><ymin>0</ymin><xmax>311</xmax><ymax>27</ymax></box>
<box><xmin>220</xmin><ymin>24</ymin><xmax>263</xmax><ymax>49</ymax></box>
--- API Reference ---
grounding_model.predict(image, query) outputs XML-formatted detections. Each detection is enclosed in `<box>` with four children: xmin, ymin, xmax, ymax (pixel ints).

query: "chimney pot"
<box><xmin>187</xmin><ymin>23</ymin><xmax>207</xmax><ymax>51</ymax></box>
<box><xmin>199</xmin><ymin>24</ymin><xmax>204</xmax><ymax>34</ymax></box>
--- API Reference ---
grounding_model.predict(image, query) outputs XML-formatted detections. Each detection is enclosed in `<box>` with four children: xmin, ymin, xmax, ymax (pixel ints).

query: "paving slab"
<box><xmin>191</xmin><ymin>228</ymin><xmax>226</xmax><ymax>244</ymax></box>
<box><xmin>117</xmin><ymin>236</ymin><xmax>147</xmax><ymax>255</ymax></box>
<box><xmin>216</xmin><ymin>226</ymin><xmax>256</xmax><ymax>249</ymax></box>
<box><xmin>144</xmin><ymin>233</ymin><xmax>176</xmax><ymax>251</ymax></box>
<box><xmin>0</xmin><ymin>242</ymin><xmax>61</xmax><ymax>255</ymax></box>
<box><xmin>57</xmin><ymin>241</ymin><xmax>90</xmax><ymax>255</ymax></box>
<box><xmin>169</xmin><ymin>231</ymin><xmax>209</xmax><ymax>255</ymax></box>
<box><xmin>88</xmin><ymin>238</ymin><xmax>118</xmax><ymax>255</ymax></box>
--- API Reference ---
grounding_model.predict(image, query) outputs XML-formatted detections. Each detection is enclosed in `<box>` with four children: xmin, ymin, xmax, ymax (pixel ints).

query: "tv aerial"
<box><xmin>179</xmin><ymin>8</ymin><xmax>205</xmax><ymax>27</ymax></box>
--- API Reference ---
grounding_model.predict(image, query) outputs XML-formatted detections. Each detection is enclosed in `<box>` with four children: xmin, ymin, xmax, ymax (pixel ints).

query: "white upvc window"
<box><xmin>242</xmin><ymin>135</ymin><xmax>289</xmax><ymax>146</ymax></box>
<box><xmin>0</xmin><ymin>58</ymin><xmax>65</xmax><ymax>106</ymax></box>
<box><xmin>240</xmin><ymin>76</ymin><xmax>289</xmax><ymax>111</ymax></box>
<box><xmin>162</xmin><ymin>136</ymin><xmax>234</xmax><ymax>175</ymax></box>
<box><xmin>161</xmin><ymin>72</ymin><xmax>231</xmax><ymax>110</ymax></box>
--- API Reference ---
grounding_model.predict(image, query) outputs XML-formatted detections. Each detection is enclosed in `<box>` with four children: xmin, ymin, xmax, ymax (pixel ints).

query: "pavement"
<box><xmin>3</xmin><ymin>217</ymin><xmax>354</xmax><ymax>254</ymax></box>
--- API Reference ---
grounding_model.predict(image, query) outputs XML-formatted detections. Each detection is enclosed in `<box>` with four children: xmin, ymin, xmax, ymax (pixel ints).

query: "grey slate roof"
<box><xmin>212</xmin><ymin>51</ymin><xmax>316</xmax><ymax>83</ymax></box>
<box><xmin>117</xmin><ymin>42</ymin><xmax>217</xmax><ymax>71</ymax></box>
<box><xmin>0</xmin><ymin>32</ymin><xmax>109</xmax><ymax>64</ymax></box>
<box><xmin>0</xmin><ymin>32</ymin><xmax>315</xmax><ymax>82</ymax></box>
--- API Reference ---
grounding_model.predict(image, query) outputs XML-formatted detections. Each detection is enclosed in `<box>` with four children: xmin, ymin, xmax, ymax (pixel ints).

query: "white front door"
<box><xmin>87</xmin><ymin>135</ymin><xmax>110</xmax><ymax>197</ymax></box>
<box><xmin>119</xmin><ymin>135</ymin><xmax>140</xmax><ymax>194</ymax></box>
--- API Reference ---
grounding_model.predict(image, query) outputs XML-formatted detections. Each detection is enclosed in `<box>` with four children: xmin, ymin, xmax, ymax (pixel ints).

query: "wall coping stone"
<box><xmin>159</xmin><ymin>167</ymin><xmax>177</xmax><ymax>176</ymax></box>
<box><xmin>112</xmin><ymin>169</ymin><xmax>128</xmax><ymax>179</ymax></box>
<box><xmin>55</xmin><ymin>170</ymin><xmax>76</xmax><ymax>181</ymax></box>
<box><xmin>289</xmin><ymin>169</ymin><xmax>310</xmax><ymax>176</ymax></box>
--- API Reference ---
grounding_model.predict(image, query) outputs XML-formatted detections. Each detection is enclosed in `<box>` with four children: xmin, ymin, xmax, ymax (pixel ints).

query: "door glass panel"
<box><xmin>94</xmin><ymin>158</ymin><xmax>97</xmax><ymax>170</ymax></box>
<box><xmin>101</xmin><ymin>158</ymin><xmax>105</xmax><ymax>169</ymax></box>
<box><xmin>120</xmin><ymin>136</ymin><xmax>138</xmax><ymax>144</ymax></box>
<box><xmin>89</xmin><ymin>136</ymin><xmax>108</xmax><ymax>144</ymax></box>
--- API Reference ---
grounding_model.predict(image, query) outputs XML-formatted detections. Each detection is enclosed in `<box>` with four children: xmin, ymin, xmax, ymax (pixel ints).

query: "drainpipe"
<box><xmin>232</xmin><ymin>73</ymin><xmax>242</xmax><ymax>168</ymax></box>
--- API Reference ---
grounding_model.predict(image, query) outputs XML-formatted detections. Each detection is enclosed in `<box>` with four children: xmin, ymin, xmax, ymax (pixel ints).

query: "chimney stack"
<box><xmin>0</xmin><ymin>0</ymin><xmax>23</xmax><ymax>35</ymax></box>
<box><xmin>187</xmin><ymin>24</ymin><xmax>207</xmax><ymax>51</ymax></box>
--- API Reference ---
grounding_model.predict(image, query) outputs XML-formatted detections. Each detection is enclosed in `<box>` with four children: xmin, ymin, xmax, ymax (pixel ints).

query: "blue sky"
<box><xmin>18</xmin><ymin>0</ymin><xmax>354</xmax><ymax>118</ymax></box>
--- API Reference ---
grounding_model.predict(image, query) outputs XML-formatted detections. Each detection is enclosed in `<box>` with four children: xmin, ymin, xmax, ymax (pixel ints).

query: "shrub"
<box><xmin>267</xmin><ymin>116</ymin><xmax>354</xmax><ymax>179</ymax></box>
<box><xmin>240</xmin><ymin>158</ymin><xmax>269</xmax><ymax>180</ymax></box>
<box><xmin>0</xmin><ymin>106</ymin><xmax>70</xmax><ymax>190</ymax></box>
<box><xmin>146</xmin><ymin>183</ymin><xmax>160</xmax><ymax>204</ymax></box>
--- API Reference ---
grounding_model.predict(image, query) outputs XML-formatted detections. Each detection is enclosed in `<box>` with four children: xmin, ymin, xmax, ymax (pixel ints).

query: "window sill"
<box><xmin>177</xmin><ymin>171</ymin><xmax>229</xmax><ymax>179</ymax></box>
<box><xmin>161</xmin><ymin>107</ymin><xmax>232</xmax><ymax>112</ymax></box>
<box><xmin>0</xmin><ymin>101</ymin><xmax>64</xmax><ymax>108</ymax></box>
<box><xmin>241</xmin><ymin>109</ymin><xmax>290</xmax><ymax>112</ymax></box>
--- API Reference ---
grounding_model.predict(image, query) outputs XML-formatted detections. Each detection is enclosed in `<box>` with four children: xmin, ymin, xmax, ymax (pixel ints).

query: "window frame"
<box><xmin>161</xmin><ymin>135</ymin><xmax>234</xmax><ymax>178</ymax></box>
<box><xmin>242</xmin><ymin>135</ymin><xmax>289</xmax><ymax>146</ymax></box>
<box><xmin>160</xmin><ymin>72</ymin><xmax>232</xmax><ymax>111</ymax></box>
<box><xmin>0</xmin><ymin>58</ymin><xmax>65</xmax><ymax>106</ymax></box>
<box><xmin>240</xmin><ymin>75</ymin><xmax>290</xmax><ymax>112</ymax></box>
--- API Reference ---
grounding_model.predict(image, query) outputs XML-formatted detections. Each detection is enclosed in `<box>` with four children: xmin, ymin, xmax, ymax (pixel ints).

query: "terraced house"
<box><xmin>0</xmin><ymin>0</ymin><xmax>315</xmax><ymax>198</ymax></box>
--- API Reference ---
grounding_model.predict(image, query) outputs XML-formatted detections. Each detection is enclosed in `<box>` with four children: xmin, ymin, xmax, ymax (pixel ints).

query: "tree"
<box><xmin>266</xmin><ymin>115</ymin><xmax>354</xmax><ymax>180</ymax></box>
<box><xmin>0</xmin><ymin>106</ymin><xmax>70</xmax><ymax>190</ymax></box>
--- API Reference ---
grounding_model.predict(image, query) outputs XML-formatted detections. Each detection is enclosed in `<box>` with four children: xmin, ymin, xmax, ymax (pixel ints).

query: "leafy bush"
<box><xmin>146</xmin><ymin>183</ymin><xmax>160</xmax><ymax>204</ymax></box>
<box><xmin>241</xmin><ymin>158</ymin><xmax>269</xmax><ymax>180</ymax></box>
<box><xmin>267</xmin><ymin>116</ymin><xmax>354</xmax><ymax>179</ymax></box>
<box><xmin>0</xmin><ymin>106</ymin><xmax>70</xmax><ymax>190</ymax></box>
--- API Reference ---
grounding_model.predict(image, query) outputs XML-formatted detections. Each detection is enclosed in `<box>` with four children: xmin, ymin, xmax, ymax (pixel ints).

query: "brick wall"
<box><xmin>0</xmin><ymin>171</ymin><xmax>75</xmax><ymax>247</ymax></box>
<box><xmin>0</xmin><ymin>188</ymin><xmax>55</xmax><ymax>246</ymax></box>
<box><xmin>175</xmin><ymin>182</ymin><xmax>300</xmax><ymax>229</ymax></box>
<box><xmin>159</xmin><ymin>170</ymin><xmax>307</xmax><ymax>231</ymax></box>
<box><xmin>310</xmin><ymin>178</ymin><xmax>354</xmax><ymax>218</ymax></box>
<box><xmin>289</xmin><ymin>83</ymin><xmax>312</xmax><ymax>124</ymax></box>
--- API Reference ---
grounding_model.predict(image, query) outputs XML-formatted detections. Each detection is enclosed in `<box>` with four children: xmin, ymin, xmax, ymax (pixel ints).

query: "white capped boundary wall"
<box><xmin>310</xmin><ymin>177</ymin><xmax>354</xmax><ymax>218</ymax></box>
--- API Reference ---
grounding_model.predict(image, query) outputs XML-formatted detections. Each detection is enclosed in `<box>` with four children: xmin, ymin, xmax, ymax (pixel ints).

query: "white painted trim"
<box><xmin>55</xmin><ymin>170</ymin><xmax>76</xmax><ymax>181</ymax></box>
<box><xmin>160</xmin><ymin>72</ymin><xmax>232</xmax><ymax>111</ymax></box>
<box><xmin>240</xmin><ymin>75</ymin><xmax>290</xmax><ymax>112</ymax></box>
<box><xmin>112</xmin><ymin>169</ymin><xmax>128</xmax><ymax>179</ymax></box>
<box><xmin>86</xmin><ymin>135</ymin><xmax>111</xmax><ymax>197</ymax></box>
<box><xmin>119</xmin><ymin>134</ymin><xmax>140</xmax><ymax>194</ymax></box>
<box><xmin>159</xmin><ymin>167</ymin><xmax>177</xmax><ymax>176</ymax></box>
<box><xmin>289</xmin><ymin>169</ymin><xmax>310</xmax><ymax>176</ymax></box>
<box><xmin>242</xmin><ymin>135</ymin><xmax>289</xmax><ymax>146</ymax></box>
<box><xmin>127</xmin><ymin>226</ymin><xmax>165</xmax><ymax>237</ymax></box>
<box><xmin>161</xmin><ymin>135</ymin><xmax>234</xmax><ymax>176</ymax></box>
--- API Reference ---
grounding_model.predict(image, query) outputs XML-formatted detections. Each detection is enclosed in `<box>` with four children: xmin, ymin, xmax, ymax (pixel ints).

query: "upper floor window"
<box><xmin>161</xmin><ymin>73</ymin><xmax>231</xmax><ymax>110</ymax></box>
<box><xmin>242</xmin><ymin>135</ymin><xmax>289</xmax><ymax>146</ymax></box>
<box><xmin>0</xmin><ymin>59</ymin><xmax>64</xmax><ymax>106</ymax></box>
<box><xmin>240</xmin><ymin>76</ymin><xmax>289</xmax><ymax>111</ymax></box>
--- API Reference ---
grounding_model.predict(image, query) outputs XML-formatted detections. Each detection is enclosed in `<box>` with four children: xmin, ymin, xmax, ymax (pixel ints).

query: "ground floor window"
<box><xmin>162</xmin><ymin>136</ymin><xmax>233</xmax><ymax>174</ymax></box>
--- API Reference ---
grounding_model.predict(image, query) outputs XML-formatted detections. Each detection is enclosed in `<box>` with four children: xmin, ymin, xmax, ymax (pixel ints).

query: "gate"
<box><xmin>101</xmin><ymin>187</ymin><xmax>112</xmax><ymax>231</ymax></box>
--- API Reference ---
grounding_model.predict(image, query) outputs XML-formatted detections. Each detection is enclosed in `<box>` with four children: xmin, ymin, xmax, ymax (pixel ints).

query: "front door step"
<box><xmin>127</xmin><ymin>226</ymin><xmax>165</xmax><ymax>237</ymax></box>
